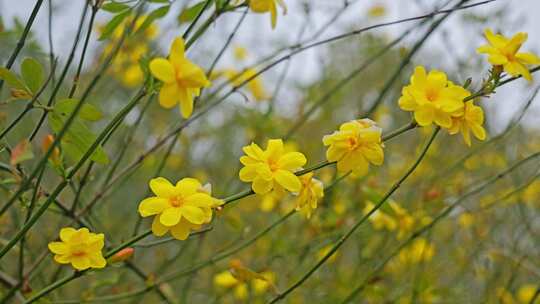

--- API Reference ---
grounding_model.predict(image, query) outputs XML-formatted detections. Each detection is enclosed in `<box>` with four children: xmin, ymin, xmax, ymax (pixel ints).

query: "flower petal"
<box><xmin>48</xmin><ymin>242</ymin><xmax>68</xmax><ymax>254</ymax></box>
<box><xmin>252</xmin><ymin>177</ymin><xmax>273</xmax><ymax>194</ymax></box>
<box><xmin>149</xmin><ymin>177</ymin><xmax>176</xmax><ymax>198</ymax></box>
<box><xmin>138</xmin><ymin>197</ymin><xmax>169</xmax><ymax>217</ymax></box>
<box><xmin>180</xmin><ymin>205</ymin><xmax>205</xmax><ymax>224</ymax></box>
<box><xmin>152</xmin><ymin>216</ymin><xmax>169</xmax><ymax>236</ymax></box>
<box><xmin>160</xmin><ymin>207</ymin><xmax>182</xmax><ymax>226</ymax></box>
<box><xmin>150</xmin><ymin>58</ymin><xmax>175</xmax><ymax>83</ymax></box>
<box><xmin>159</xmin><ymin>83</ymin><xmax>179</xmax><ymax>109</ymax></box>
<box><xmin>59</xmin><ymin>227</ymin><xmax>77</xmax><ymax>242</ymax></box>
<box><xmin>277</xmin><ymin>152</ymin><xmax>307</xmax><ymax>171</ymax></box>
<box><xmin>274</xmin><ymin>170</ymin><xmax>301</xmax><ymax>192</ymax></box>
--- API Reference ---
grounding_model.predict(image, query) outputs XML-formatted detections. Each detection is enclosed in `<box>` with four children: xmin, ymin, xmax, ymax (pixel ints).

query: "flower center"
<box><xmin>72</xmin><ymin>251</ymin><xmax>86</xmax><ymax>257</ymax></box>
<box><xmin>170</xmin><ymin>196</ymin><xmax>184</xmax><ymax>207</ymax></box>
<box><xmin>426</xmin><ymin>89</ymin><xmax>438</xmax><ymax>102</ymax></box>
<box><xmin>348</xmin><ymin>137</ymin><xmax>359</xmax><ymax>150</ymax></box>
<box><xmin>268</xmin><ymin>160</ymin><xmax>280</xmax><ymax>172</ymax></box>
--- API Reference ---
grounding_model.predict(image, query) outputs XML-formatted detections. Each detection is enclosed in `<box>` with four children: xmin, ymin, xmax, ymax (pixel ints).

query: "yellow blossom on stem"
<box><xmin>322</xmin><ymin>119</ymin><xmax>384</xmax><ymax>176</ymax></box>
<box><xmin>239</xmin><ymin>139</ymin><xmax>307</xmax><ymax>195</ymax></box>
<box><xmin>149</xmin><ymin>37</ymin><xmax>211</xmax><ymax>118</ymax></box>
<box><xmin>477</xmin><ymin>29</ymin><xmax>540</xmax><ymax>81</ymax></box>
<box><xmin>212</xmin><ymin>68</ymin><xmax>270</xmax><ymax>101</ymax></box>
<box><xmin>138</xmin><ymin>177</ymin><xmax>222</xmax><ymax>240</ymax></box>
<box><xmin>249</xmin><ymin>0</ymin><xmax>287</xmax><ymax>29</ymax></box>
<box><xmin>295</xmin><ymin>172</ymin><xmax>324</xmax><ymax>218</ymax></box>
<box><xmin>363</xmin><ymin>201</ymin><xmax>396</xmax><ymax>231</ymax></box>
<box><xmin>398</xmin><ymin>238</ymin><xmax>435</xmax><ymax>264</ymax></box>
<box><xmin>398</xmin><ymin>66</ymin><xmax>470</xmax><ymax>128</ymax></box>
<box><xmin>448</xmin><ymin>101</ymin><xmax>487</xmax><ymax>146</ymax></box>
<box><xmin>48</xmin><ymin>227</ymin><xmax>106</xmax><ymax>271</ymax></box>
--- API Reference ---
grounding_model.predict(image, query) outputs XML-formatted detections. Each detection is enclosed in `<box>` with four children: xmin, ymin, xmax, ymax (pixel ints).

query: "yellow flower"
<box><xmin>149</xmin><ymin>37</ymin><xmax>211</xmax><ymax>118</ymax></box>
<box><xmin>363</xmin><ymin>201</ymin><xmax>397</xmax><ymax>231</ymax></box>
<box><xmin>234</xmin><ymin>46</ymin><xmax>249</xmax><ymax>61</ymax></box>
<box><xmin>138</xmin><ymin>177</ymin><xmax>222</xmax><ymax>240</ymax></box>
<box><xmin>48</xmin><ymin>227</ymin><xmax>106</xmax><ymax>271</ymax></box>
<box><xmin>249</xmin><ymin>0</ymin><xmax>287</xmax><ymax>29</ymax></box>
<box><xmin>213</xmin><ymin>68</ymin><xmax>270</xmax><ymax>101</ymax></box>
<box><xmin>214</xmin><ymin>271</ymin><xmax>249</xmax><ymax>300</ymax></box>
<box><xmin>477</xmin><ymin>29</ymin><xmax>540</xmax><ymax>81</ymax></box>
<box><xmin>367</xmin><ymin>4</ymin><xmax>386</xmax><ymax>18</ymax></box>
<box><xmin>239</xmin><ymin>139</ymin><xmax>307</xmax><ymax>195</ymax></box>
<box><xmin>448</xmin><ymin>101</ymin><xmax>486</xmax><ymax>146</ymax></box>
<box><xmin>517</xmin><ymin>284</ymin><xmax>539</xmax><ymax>304</ymax></box>
<box><xmin>398</xmin><ymin>66</ymin><xmax>470</xmax><ymax>128</ymax></box>
<box><xmin>322</xmin><ymin>119</ymin><xmax>384</xmax><ymax>176</ymax></box>
<box><xmin>295</xmin><ymin>172</ymin><xmax>324</xmax><ymax>218</ymax></box>
<box><xmin>398</xmin><ymin>238</ymin><xmax>435</xmax><ymax>264</ymax></box>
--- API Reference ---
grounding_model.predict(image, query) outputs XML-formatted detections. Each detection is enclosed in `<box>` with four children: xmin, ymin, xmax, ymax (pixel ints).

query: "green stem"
<box><xmin>268</xmin><ymin>127</ymin><xmax>440</xmax><ymax>303</ymax></box>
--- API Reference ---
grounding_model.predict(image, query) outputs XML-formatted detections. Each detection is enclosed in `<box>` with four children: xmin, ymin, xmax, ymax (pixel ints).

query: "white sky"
<box><xmin>1</xmin><ymin>0</ymin><xmax>539</xmax><ymax>131</ymax></box>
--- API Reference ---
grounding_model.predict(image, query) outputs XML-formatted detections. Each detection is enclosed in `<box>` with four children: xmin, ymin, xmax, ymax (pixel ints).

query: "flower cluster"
<box><xmin>138</xmin><ymin>177</ymin><xmax>222</xmax><ymax>240</ymax></box>
<box><xmin>322</xmin><ymin>119</ymin><xmax>384</xmax><ymax>176</ymax></box>
<box><xmin>398</xmin><ymin>66</ymin><xmax>486</xmax><ymax>146</ymax></box>
<box><xmin>48</xmin><ymin>227</ymin><xmax>106</xmax><ymax>271</ymax></box>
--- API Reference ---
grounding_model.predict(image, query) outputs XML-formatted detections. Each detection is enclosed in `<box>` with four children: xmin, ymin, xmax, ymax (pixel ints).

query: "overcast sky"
<box><xmin>1</xmin><ymin>0</ymin><xmax>539</xmax><ymax>131</ymax></box>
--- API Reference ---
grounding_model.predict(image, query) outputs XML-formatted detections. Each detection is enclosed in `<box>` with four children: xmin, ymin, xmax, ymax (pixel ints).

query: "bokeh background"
<box><xmin>1</xmin><ymin>0</ymin><xmax>539</xmax><ymax>303</ymax></box>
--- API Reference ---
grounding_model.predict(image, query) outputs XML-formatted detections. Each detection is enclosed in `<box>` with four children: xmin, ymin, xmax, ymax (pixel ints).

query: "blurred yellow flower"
<box><xmin>295</xmin><ymin>172</ymin><xmax>324</xmax><ymax>218</ymax></box>
<box><xmin>214</xmin><ymin>261</ymin><xmax>276</xmax><ymax>300</ymax></box>
<box><xmin>239</xmin><ymin>139</ymin><xmax>307</xmax><ymax>195</ymax></box>
<box><xmin>317</xmin><ymin>244</ymin><xmax>339</xmax><ymax>263</ymax></box>
<box><xmin>323</xmin><ymin>119</ymin><xmax>384</xmax><ymax>176</ymax></box>
<box><xmin>149</xmin><ymin>37</ymin><xmax>211</xmax><ymax>118</ymax></box>
<box><xmin>249</xmin><ymin>0</ymin><xmax>287</xmax><ymax>29</ymax></box>
<box><xmin>448</xmin><ymin>101</ymin><xmax>486</xmax><ymax>146</ymax></box>
<box><xmin>234</xmin><ymin>46</ymin><xmax>249</xmax><ymax>61</ymax></box>
<box><xmin>477</xmin><ymin>29</ymin><xmax>540</xmax><ymax>81</ymax></box>
<box><xmin>398</xmin><ymin>238</ymin><xmax>435</xmax><ymax>264</ymax></box>
<box><xmin>212</xmin><ymin>68</ymin><xmax>270</xmax><ymax>101</ymax></box>
<box><xmin>48</xmin><ymin>227</ymin><xmax>106</xmax><ymax>271</ymax></box>
<box><xmin>364</xmin><ymin>201</ymin><xmax>397</xmax><ymax>231</ymax></box>
<box><xmin>138</xmin><ymin>177</ymin><xmax>222</xmax><ymax>240</ymax></box>
<box><xmin>398</xmin><ymin>66</ymin><xmax>470</xmax><ymax>128</ymax></box>
<box><xmin>367</xmin><ymin>4</ymin><xmax>386</xmax><ymax>18</ymax></box>
<box><xmin>517</xmin><ymin>284</ymin><xmax>539</xmax><ymax>304</ymax></box>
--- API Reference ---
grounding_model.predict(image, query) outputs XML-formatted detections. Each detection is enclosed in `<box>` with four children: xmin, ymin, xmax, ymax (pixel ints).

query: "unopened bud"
<box><xmin>41</xmin><ymin>135</ymin><xmax>61</xmax><ymax>164</ymax></box>
<box><xmin>109</xmin><ymin>247</ymin><xmax>134</xmax><ymax>263</ymax></box>
<box><xmin>11</xmin><ymin>89</ymin><xmax>32</xmax><ymax>100</ymax></box>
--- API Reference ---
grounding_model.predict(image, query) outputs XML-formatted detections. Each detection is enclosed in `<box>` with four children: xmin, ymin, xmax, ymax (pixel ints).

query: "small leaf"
<box><xmin>10</xmin><ymin>140</ymin><xmax>34</xmax><ymax>166</ymax></box>
<box><xmin>99</xmin><ymin>10</ymin><xmax>131</xmax><ymax>41</ymax></box>
<box><xmin>0</xmin><ymin>67</ymin><xmax>27</xmax><ymax>90</ymax></box>
<box><xmin>49</xmin><ymin>113</ymin><xmax>109</xmax><ymax>165</ymax></box>
<box><xmin>21</xmin><ymin>57</ymin><xmax>44</xmax><ymax>93</ymax></box>
<box><xmin>54</xmin><ymin>98</ymin><xmax>103</xmax><ymax>121</ymax></box>
<box><xmin>101</xmin><ymin>2</ymin><xmax>130</xmax><ymax>13</ymax></box>
<box><xmin>136</xmin><ymin>5</ymin><xmax>169</xmax><ymax>35</ymax></box>
<box><xmin>148</xmin><ymin>0</ymin><xmax>169</xmax><ymax>3</ymax></box>
<box><xmin>179</xmin><ymin>1</ymin><xmax>208</xmax><ymax>24</ymax></box>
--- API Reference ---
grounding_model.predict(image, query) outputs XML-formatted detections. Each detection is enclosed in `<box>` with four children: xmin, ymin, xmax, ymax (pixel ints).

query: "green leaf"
<box><xmin>21</xmin><ymin>57</ymin><xmax>44</xmax><ymax>93</ymax></box>
<box><xmin>54</xmin><ymin>99</ymin><xmax>103</xmax><ymax>122</ymax></box>
<box><xmin>179</xmin><ymin>1</ymin><xmax>208</xmax><ymax>24</ymax></box>
<box><xmin>101</xmin><ymin>2</ymin><xmax>130</xmax><ymax>13</ymax></box>
<box><xmin>148</xmin><ymin>0</ymin><xmax>170</xmax><ymax>3</ymax></box>
<box><xmin>0</xmin><ymin>67</ymin><xmax>27</xmax><ymax>90</ymax></box>
<box><xmin>136</xmin><ymin>5</ymin><xmax>170</xmax><ymax>35</ymax></box>
<box><xmin>48</xmin><ymin>113</ymin><xmax>109</xmax><ymax>165</ymax></box>
<box><xmin>99</xmin><ymin>10</ymin><xmax>131</xmax><ymax>41</ymax></box>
